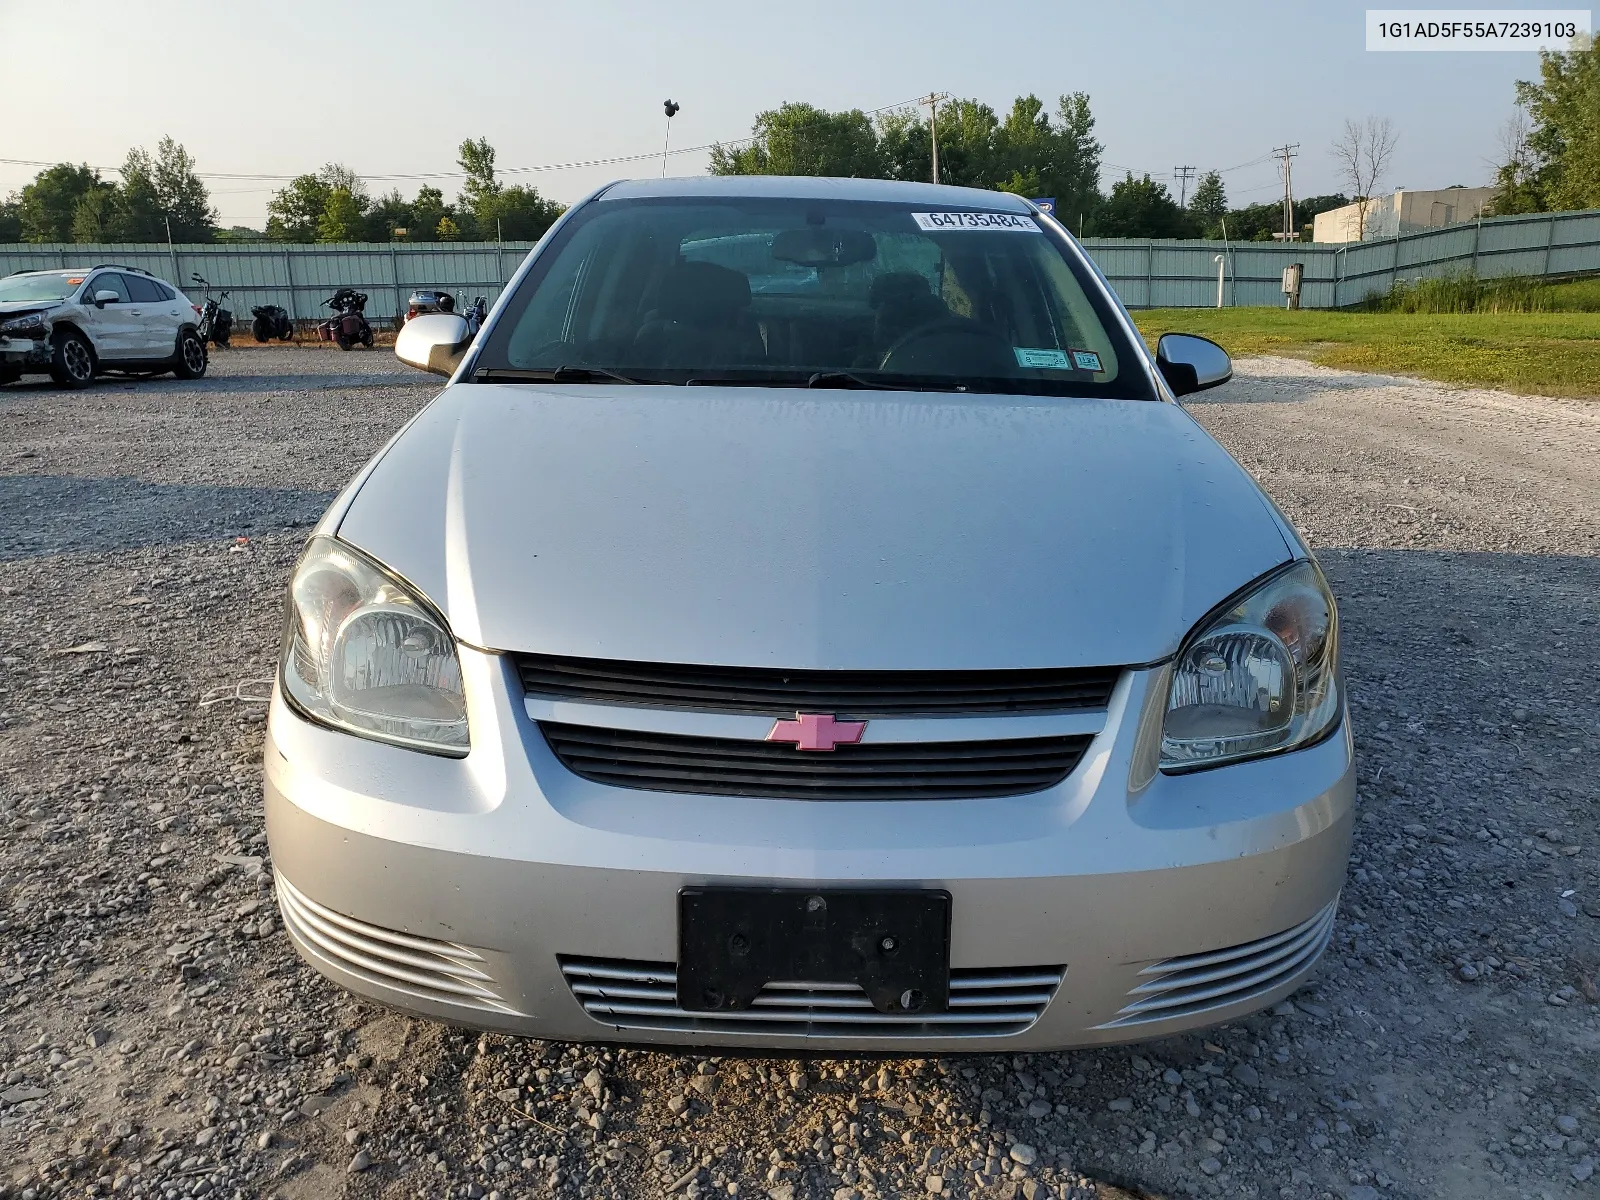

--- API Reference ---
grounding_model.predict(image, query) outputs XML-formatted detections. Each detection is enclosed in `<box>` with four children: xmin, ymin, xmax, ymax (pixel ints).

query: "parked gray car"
<box><xmin>266</xmin><ymin>176</ymin><xmax>1352</xmax><ymax>1050</ymax></box>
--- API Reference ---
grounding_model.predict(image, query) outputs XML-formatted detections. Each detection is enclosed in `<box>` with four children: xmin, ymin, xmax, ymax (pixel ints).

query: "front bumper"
<box><xmin>0</xmin><ymin>335</ymin><xmax>50</xmax><ymax>366</ymax></box>
<box><xmin>265</xmin><ymin>649</ymin><xmax>1354</xmax><ymax>1051</ymax></box>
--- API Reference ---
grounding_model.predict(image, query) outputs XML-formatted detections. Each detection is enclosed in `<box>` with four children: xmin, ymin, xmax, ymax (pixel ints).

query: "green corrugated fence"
<box><xmin>3</xmin><ymin>208</ymin><xmax>1596</xmax><ymax>314</ymax></box>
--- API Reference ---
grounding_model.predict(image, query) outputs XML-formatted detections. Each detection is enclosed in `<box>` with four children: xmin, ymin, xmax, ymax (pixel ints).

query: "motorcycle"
<box><xmin>250</xmin><ymin>304</ymin><xmax>294</xmax><ymax>343</ymax></box>
<box><xmin>405</xmin><ymin>289</ymin><xmax>456</xmax><ymax>321</ymax></box>
<box><xmin>191</xmin><ymin>274</ymin><xmax>233</xmax><ymax>347</ymax></box>
<box><xmin>316</xmin><ymin>288</ymin><xmax>373</xmax><ymax>351</ymax></box>
<box><xmin>461</xmin><ymin>295</ymin><xmax>488</xmax><ymax>337</ymax></box>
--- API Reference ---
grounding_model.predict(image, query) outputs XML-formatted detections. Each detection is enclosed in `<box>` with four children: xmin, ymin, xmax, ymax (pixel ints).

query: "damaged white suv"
<box><xmin>0</xmin><ymin>265</ymin><xmax>208</xmax><ymax>388</ymax></box>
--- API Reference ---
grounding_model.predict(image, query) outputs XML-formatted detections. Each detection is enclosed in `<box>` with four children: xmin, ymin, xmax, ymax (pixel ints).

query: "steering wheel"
<box><xmin>877</xmin><ymin>317</ymin><xmax>1015</xmax><ymax>375</ymax></box>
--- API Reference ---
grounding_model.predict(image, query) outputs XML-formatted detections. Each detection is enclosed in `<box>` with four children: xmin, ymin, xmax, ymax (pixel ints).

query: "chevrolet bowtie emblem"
<box><xmin>766</xmin><ymin>712</ymin><xmax>867</xmax><ymax>752</ymax></box>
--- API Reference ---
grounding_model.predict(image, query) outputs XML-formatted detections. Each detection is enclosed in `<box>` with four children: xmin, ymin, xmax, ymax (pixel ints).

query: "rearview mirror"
<box><xmin>396</xmin><ymin>312</ymin><xmax>472</xmax><ymax>377</ymax></box>
<box><xmin>94</xmin><ymin>290</ymin><xmax>119</xmax><ymax>307</ymax></box>
<box><xmin>771</xmin><ymin>227</ymin><xmax>876</xmax><ymax>269</ymax></box>
<box><xmin>1155</xmin><ymin>333</ymin><xmax>1232</xmax><ymax>397</ymax></box>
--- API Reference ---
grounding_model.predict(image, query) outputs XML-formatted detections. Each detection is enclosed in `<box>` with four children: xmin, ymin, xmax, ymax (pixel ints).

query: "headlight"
<box><xmin>280</xmin><ymin>536</ymin><xmax>469</xmax><ymax>755</ymax></box>
<box><xmin>1161</xmin><ymin>559</ymin><xmax>1339</xmax><ymax>771</ymax></box>
<box><xmin>0</xmin><ymin>312</ymin><xmax>45</xmax><ymax>336</ymax></box>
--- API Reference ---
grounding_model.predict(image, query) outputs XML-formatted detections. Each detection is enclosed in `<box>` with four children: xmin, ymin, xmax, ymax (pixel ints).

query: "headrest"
<box><xmin>869</xmin><ymin>271</ymin><xmax>936</xmax><ymax>308</ymax></box>
<box><xmin>655</xmin><ymin>260</ymin><xmax>752</xmax><ymax>317</ymax></box>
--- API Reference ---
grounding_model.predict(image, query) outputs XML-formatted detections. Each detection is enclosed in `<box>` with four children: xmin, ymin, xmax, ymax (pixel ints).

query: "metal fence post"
<box><xmin>1542</xmin><ymin>213</ymin><xmax>1557</xmax><ymax>275</ymax></box>
<box><xmin>283</xmin><ymin>249</ymin><xmax>296</xmax><ymax>322</ymax></box>
<box><xmin>390</xmin><ymin>243</ymin><xmax>403</xmax><ymax>331</ymax></box>
<box><xmin>1145</xmin><ymin>242</ymin><xmax>1155</xmax><ymax>308</ymax></box>
<box><xmin>1470</xmin><ymin>218</ymin><xmax>1481</xmax><ymax>277</ymax></box>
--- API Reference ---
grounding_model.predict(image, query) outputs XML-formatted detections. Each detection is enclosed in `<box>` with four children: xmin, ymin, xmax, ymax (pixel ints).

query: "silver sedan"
<box><xmin>265</xmin><ymin>175</ymin><xmax>1351</xmax><ymax>1051</ymax></box>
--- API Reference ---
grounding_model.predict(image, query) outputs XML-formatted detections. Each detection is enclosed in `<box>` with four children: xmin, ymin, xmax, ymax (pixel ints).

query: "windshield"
<box><xmin>478</xmin><ymin>196</ymin><xmax>1151</xmax><ymax>398</ymax></box>
<box><xmin>0</xmin><ymin>273</ymin><xmax>82</xmax><ymax>304</ymax></box>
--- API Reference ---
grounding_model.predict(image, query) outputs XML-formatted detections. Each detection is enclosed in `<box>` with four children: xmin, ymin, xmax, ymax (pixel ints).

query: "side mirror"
<box><xmin>94</xmin><ymin>290</ymin><xmax>120</xmax><ymax>307</ymax></box>
<box><xmin>1155</xmin><ymin>333</ymin><xmax>1232</xmax><ymax>397</ymax></box>
<box><xmin>396</xmin><ymin>312</ymin><xmax>472</xmax><ymax>377</ymax></box>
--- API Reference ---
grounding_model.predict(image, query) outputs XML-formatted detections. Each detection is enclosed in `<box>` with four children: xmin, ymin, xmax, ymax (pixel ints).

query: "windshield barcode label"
<box><xmin>912</xmin><ymin>212</ymin><xmax>1041</xmax><ymax>232</ymax></box>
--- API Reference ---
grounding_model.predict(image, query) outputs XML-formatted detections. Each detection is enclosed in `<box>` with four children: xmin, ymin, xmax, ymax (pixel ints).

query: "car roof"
<box><xmin>8</xmin><ymin>266</ymin><xmax>152</xmax><ymax>277</ymax></box>
<box><xmin>599</xmin><ymin>175</ymin><xmax>1036</xmax><ymax>211</ymax></box>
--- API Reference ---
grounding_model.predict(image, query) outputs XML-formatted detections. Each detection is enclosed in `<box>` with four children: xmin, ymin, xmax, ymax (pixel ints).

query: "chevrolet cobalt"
<box><xmin>266</xmin><ymin>176</ymin><xmax>1351</xmax><ymax>1050</ymax></box>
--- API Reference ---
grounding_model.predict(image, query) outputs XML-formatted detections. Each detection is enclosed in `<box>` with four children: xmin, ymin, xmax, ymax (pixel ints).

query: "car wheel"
<box><xmin>173</xmin><ymin>330</ymin><xmax>209</xmax><ymax>379</ymax></box>
<box><xmin>252</xmin><ymin>317</ymin><xmax>271</xmax><ymax>343</ymax></box>
<box><xmin>48</xmin><ymin>329</ymin><xmax>96</xmax><ymax>388</ymax></box>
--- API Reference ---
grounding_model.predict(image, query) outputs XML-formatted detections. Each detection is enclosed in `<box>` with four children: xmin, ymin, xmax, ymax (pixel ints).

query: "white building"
<box><xmin>1313</xmin><ymin>186</ymin><xmax>1496</xmax><ymax>243</ymax></box>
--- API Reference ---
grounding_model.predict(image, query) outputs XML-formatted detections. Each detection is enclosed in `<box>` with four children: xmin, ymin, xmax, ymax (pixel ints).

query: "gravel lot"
<box><xmin>1</xmin><ymin>349</ymin><xmax>1596</xmax><ymax>1200</ymax></box>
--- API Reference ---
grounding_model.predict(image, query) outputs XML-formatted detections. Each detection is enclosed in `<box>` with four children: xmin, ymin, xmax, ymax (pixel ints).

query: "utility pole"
<box><xmin>1173</xmin><ymin>165</ymin><xmax>1196</xmax><ymax>209</ymax></box>
<box><xmin>662</xmin><ymin>100</ymin><xmax>681</xmax><ymax>177</ymax></box>
<box><xmin>1273</xmin><ymin>143</ymin><xmax>1300</xmax><ymax>239</ymax></box>
<box><xmin>918</xmin><ymin>92</ymin><xmax>951</xmax><ymax>184</ymax></box>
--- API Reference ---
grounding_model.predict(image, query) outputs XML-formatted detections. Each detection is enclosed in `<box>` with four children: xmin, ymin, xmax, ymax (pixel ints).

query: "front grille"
<box><xmin>275</xmin><ymin>873</ymin><xmax>519</xmax><ymax>1016</ymax></box>
<box><xmin>1094</xmin><ymin>898</ymin><xmax>1338</xmax><ymax>1029</ymax></box>
<box><xmin>539</xmin><ymin>722</ymin><xmax>1092</xmax><ymax>800</ymax></box>
<box><xmin>516</xmin><ymin>653</ymin><xmax>1120</xmax><ymax>716</ymax></box>
<box><xmin>561</xmin><ymin>957</ymin><xmax>1064</xmax><ymax>1038</ymax></box>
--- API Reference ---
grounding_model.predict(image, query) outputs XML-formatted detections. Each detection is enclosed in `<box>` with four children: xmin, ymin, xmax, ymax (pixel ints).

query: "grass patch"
<box><xmin>1133</xmin><ymin>306</ymin><xmax>1600</xmax><ymax>399</ymax></box>
<box><xmin>1355</xmin><ymin>273</ymin><xmax>1600</xmax><ymax>314</ymax></box>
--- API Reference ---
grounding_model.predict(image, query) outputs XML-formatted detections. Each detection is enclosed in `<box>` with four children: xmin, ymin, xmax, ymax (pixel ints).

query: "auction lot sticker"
<box><xmin>913</xmin><ymin>212</ymin><xmax>1040</xmax><ymax>232</ymax></box>
<box><xmin>1366</xmin><ymin>9</ymin><xmax>1591</xmax><ymax>49</ymax></box>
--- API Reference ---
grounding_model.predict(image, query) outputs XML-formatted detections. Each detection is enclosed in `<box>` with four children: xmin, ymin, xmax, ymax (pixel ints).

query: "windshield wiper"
<box><xmin>474</xmin><ymin>366</ymin><xmax>641</xmax><ymax>385</ymax></box>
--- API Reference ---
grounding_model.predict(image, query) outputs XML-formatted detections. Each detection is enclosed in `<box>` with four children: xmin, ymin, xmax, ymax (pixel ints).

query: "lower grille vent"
<box><xmin>1096</xmin><ymin>898</ymin><xmax>1338</xmax><ymax>1029</ymax></box>
<box><xmin>540</xmin><ymin>722</ymin><xmax>1092</xmax><ymax>800</ymax></box>
<box><xmin>276</xmin><ymin>872</ymin><xmax>517</xmax><ymax>1015</ymax></box>
<box><xmin>560</xmin><ymin>957</ymin><xmax>1064</xmax><ymax>1038</ymax></box>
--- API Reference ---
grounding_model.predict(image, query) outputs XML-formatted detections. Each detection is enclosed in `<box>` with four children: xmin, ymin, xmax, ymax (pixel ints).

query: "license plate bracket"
<box><xmin>677</xmin><ymin>888</ymin><xmax>951</xmax><ymax>1015</ymax></box>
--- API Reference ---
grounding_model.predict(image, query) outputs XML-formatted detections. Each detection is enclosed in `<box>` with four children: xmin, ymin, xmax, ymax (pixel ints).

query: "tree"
<box><xmin>410</xmin><ymin>186</ymin><xmax>449</xmax><ymax>243</ymax></box>
<box><xmin>317</xmin><ymin>187</ymin><xmax>365</xmax><ymax>242</ymax></box>
<box><xmin>436</xmin><ymin>215</ymin><xmax>462</xmax><ymax>241</ymax></box>
<box><xmin>1097</xmin><ymin>175</ymin><xmax>1192</xmax><ymax>238</ymax></box>
<box><xmin>710</xmin><ymin>103</ymin><xmax>884</xmax><ymax>177</ymax></box>
<box><xmin>1045</xmin><ymin>93</ymin><xmax>1103</xmax><ymax>234</ymax></box>
<box><xmin>1188</xmin><ymin>171</ymin><xmax>1227</xmax><ymax>237</ymax></box>
<box><xmin>17</xmin><ymin>164</ymin><xmax>102</xmax><ymax>242</ymax></box>
<box><xmin>69</xmin><ymin>181</ymin><xmax>119</xmax><ymax>242</ymax></box>
<box><xmin>1488</xmin><ymin>110</ymin><xmax>1544</xmax><ymax>214</ymax></box>
<box><xmin>1505</xmin><ymin>40</ymin><xmax>1600</xmax><ymax>211</ymax></box>
<box><xmin>267</xmin><ymin>174</ymin><xmax>332</xmax><ymax>242</ymax></box>
<box><xmin>365</xmin><ymin>189</ymin><xmax>414</xmax><ymax>241</ymax></box>
<box><xmin>0</xmin><ymin>197</ymin><xmax>21</xmax><ymax>243</ymax></box>
<box><xmin>148</xmin><ymin>137</ymin><xmax>216</xmax><ymax>241</ymax></box>
<box><xmin>457</xmin><ymin>137</ymin><xmax>500</xmax><ymax>222</ymax></box>
<box><xmin>480</xmin><ymin>185</ymin><xmax>564</xmax><ymax>241</ymax></box>
<box><xmin>1331</xmin><ymin>116</ymin><xmax>1398</xmax><ymax>239</ymax></box>
<box><xmin>267</xmin><ymin>164</ymin><xmax>367</xmax><ymax>242</ymax></box>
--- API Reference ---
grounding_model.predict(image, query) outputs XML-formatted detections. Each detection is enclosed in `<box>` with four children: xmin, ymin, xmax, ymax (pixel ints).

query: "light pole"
<box><xmin>662</xmin><ymin>100</ymin><xmax>680</xmax><ymax>176</ymax></box>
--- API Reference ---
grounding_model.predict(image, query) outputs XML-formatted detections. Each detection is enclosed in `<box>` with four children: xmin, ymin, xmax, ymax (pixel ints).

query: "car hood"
<box><xmin>0</xmin><ymin>301</ymin><xmax>60</xmax><ymax>318</ymax></box>
<box><xmin>335</xmin><ymin>384</ymin><xmax>1293</xmax><ymax>669</ymax></box>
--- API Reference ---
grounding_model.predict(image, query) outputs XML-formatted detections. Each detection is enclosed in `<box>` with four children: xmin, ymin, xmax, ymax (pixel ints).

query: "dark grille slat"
<box><xmin>540</xmin><ymin>723</ymin><xmax>1091</xmax><ymax>800</ymax></box>
<box><xmin>517</xmin><ymin>654</ymin><xmax>1119</xmax><ymax>716</ymax></box>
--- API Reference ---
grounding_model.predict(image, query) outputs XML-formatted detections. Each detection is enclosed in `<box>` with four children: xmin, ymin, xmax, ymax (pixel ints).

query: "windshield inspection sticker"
<box><xmin>1070</xmin><ymin>349</ymin><xmax>1104</xmax><ymax>372</ymax></box>
<box><xmin>1014</xmin><ymin>347</ymin><xmax>1073</xmax><ymax>369</ymax></box>
<box><xmin>912</xmin><ymin>212</ymin><xmax>1040</xmax><ymax>232</ymax></box>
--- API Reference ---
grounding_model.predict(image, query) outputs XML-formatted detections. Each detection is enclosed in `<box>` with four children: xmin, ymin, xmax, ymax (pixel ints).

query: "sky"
<box><xmin>1</xmin><ymin>0</ymin><xmax>1564</xmax><ymax>228</ymax></box>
